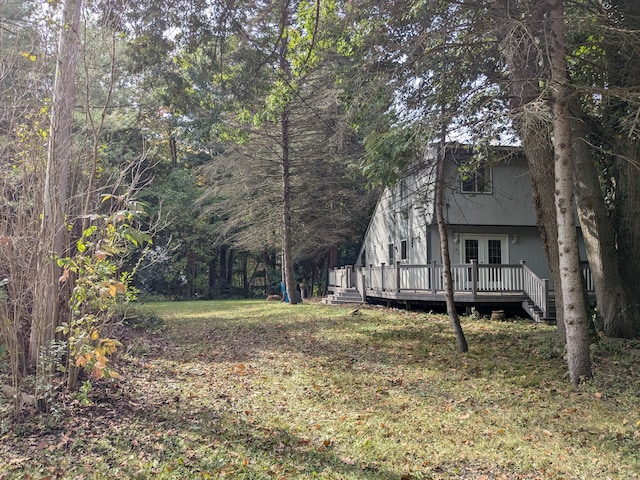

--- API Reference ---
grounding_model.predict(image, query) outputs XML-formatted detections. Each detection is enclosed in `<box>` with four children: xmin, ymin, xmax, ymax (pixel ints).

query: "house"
<box><xmin>326</xmin><ymin>144</ymin><xmax>593</xmax><ymax>321</ymax></box>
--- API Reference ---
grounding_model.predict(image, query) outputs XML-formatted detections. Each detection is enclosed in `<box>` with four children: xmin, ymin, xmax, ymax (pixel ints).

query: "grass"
<box><xmin>1</xmin><ymin>300</ymin><xmax>639</xmax><ymax>479</ymax></box>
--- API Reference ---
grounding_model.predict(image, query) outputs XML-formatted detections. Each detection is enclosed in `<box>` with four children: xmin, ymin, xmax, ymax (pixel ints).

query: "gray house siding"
<box><xmin>356</xmin><ymin>146</ymin><xmax>583</xmax><ymax>282</ymax></box>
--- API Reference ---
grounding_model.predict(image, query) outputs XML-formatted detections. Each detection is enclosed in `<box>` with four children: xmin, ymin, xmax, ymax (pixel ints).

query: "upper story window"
<box><xmin>461</xmin><ymin>164</ymin><xmax>492</xmax><ymax>194</ymax></box>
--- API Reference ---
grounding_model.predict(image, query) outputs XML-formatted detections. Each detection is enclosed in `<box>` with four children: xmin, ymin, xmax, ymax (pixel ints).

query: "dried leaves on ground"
<box><xmin>1</xmin><ymin>300</ymin><xmax>639</xmax><ymax>479</ymax></box>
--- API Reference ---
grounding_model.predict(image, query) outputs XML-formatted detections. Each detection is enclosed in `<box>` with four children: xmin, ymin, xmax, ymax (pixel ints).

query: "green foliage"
<box><xmin>72</xmin><ymin>380</ymin><xmax>93</xmax><ymax>407</ymax></box>
<box><xmin>55</xmin><ymin>199</ymin><xmax>152</xmax><ymax>387</ymax></box>
<box><xmin>362</xmin><ymin>125</ymin><xmax>420</xmax><ymax>187</ymax></box>
<box><xmin>135</xmin><ymin>168</ymin><xmax>217</xmax><ymax>299</ymax></box>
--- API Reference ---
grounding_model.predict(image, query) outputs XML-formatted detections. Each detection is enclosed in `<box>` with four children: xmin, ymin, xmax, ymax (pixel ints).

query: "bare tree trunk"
<box><xmin>219</xmin><ymin>245</ymin><xmax>227</xmax><ymax>293</ymax></box>
<box><xmin>208</xmin><ymin>257</ymin><xmax>217</xmax><ymax>298</ymax></box>
<box><xmin>606</xmin><ymin>0</ymin><xmax>640</xmax><ymax>337</ymax></box>
<box><xmin>570</xmin><ymin>107</ymin><xmax>637</xmax><ymax>338</ymax></box>
<box><xmin>281</xmin><ymin>107</ymin><xmax>298</xmax><ymax>304</ymax></box>
<box><xmin>548</xmin><ymin>0</ymin><xmax>592</xmax><ymax>384</ymax></box>
<box><xmin>436</xmin><ymin>142</ymin><xmax>468</xmax><ymax>353</ymax></box>
<box><xmin>227</xmin><ymin>247</ymin><xmax>234</xmax><ymax>289</ymax></box>
<box><xmin>30</xmin><ymin>0</ymin><xmax>82</xmax><ymax>366</ymax></box>
<box><xmin>242</xmin><ymin>254</ymin><xmax>249</xmax><ymax>297</ymax></box>
<box><xmin>279</xmin><ymin>0</ymin><xmax>298</xmax><ymax>305</ymax></box>
<box><xmin>614</xmin><ymin>152</ymin><xmax>640</xmax><ymax>332</ymax></box>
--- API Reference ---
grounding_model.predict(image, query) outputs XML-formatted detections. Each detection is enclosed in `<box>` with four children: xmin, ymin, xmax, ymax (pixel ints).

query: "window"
<box><xmin>400</xmin><ymin>240</ymin><xmax>408</xmax><ymax>261</ymax></box>
<box><xmin>388</xmin><ymin>243</ymin><xmax>395</xmax><ymax>264</ymax></box>
<box><xmin>464</xmin><ymin>239</ymin><xmax>479</xmax><ymax>263</ymax></box>
<box><xmin>487</xmin><ymin>239</ymin><xmax>502</xmax><ymax>264</ymax></box>
<box><xmin>461</xmin><ymin>165</ymin><xmax>492</xmax><ymax>193</ymax></box>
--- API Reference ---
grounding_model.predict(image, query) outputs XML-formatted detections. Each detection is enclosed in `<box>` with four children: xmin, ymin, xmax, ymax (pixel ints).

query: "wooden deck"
<box><xmin>328</xmin><ymin>261</ymin><xmax>593</xmax><ymax>322</ymax></box>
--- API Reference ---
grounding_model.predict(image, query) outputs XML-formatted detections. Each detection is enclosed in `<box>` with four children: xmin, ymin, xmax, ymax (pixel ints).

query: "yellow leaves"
<box><xmin>20</xmin><ymin>51</ymin><xmax>37</xmax><ymax>62</ymax></box>
<box><xmin>104</xmin><ymin>280</ymin><xmax>126</xmax><ymax>298</ymax></box>
<box><xmin>73</xmin><ymin>336</ymin><xmax>122</xmax><ymax>379</ymax></box>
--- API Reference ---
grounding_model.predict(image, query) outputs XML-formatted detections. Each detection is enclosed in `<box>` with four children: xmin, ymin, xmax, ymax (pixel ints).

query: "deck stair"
<box><xmin>322</xmin><ymin>287</ymin><xmax>363</xmax><ymax>305</ymax></box>
<box><xmin>522</xmin><ymin>296</ymin><xmax>556</xmax><ymax>323</ymax></box>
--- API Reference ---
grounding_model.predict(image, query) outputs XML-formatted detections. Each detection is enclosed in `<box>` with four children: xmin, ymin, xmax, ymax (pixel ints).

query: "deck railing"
<box><xmin>328</xmin><ymin>265</ymin><xmax>355</xmax><ymax>289</ymax></box>
<box><xmin>329</xmin><ymin>261</ymin><xmax>594</xmax><ymax>319</ymax></box>
<box><xmin>356</xmin><ymin>260</ymin><xmax>525</xmax><ymax>294</ymax></box>
<box><xmin>521</xmin><ymin>261</ymin><xmax>550</xmax><ymax>318</ymax></box>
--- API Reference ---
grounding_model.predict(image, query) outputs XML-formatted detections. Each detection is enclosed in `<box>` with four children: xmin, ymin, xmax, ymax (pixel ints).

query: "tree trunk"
<box><xmin>30</xmin><ymin>0</ymin><xmax>82</xmax><ymax>366</ymax></box>
<box><xmin>614</xmin><ymin>150</ymin><xmax>640</xmax><ymax>333</ymax></box>
<box><xmin>219</xmin><ymin>245</ymin><xmax>227</xmax><ymax>293</ymax></box>
<box><xmin>263</xmin><ymin>249</ymin><xmax>276</xmax><ymax>295</ymax></box>
<box><xmin>497</xmin><ymin>0</ymin><xmax>566</xmax><ymax>341</ymax></box>
<box><xmin>328</xmin><ymin>245</ymin><xmax>338</xmax><ymax>269</ymax></box>
<box><xmin>436</xmin><ymin>143</ymin><xmax>468</xmax><ymax>353</ymax></box>
<box><xmin>548</xmin><ymin>0</ymin><xmax>592</xmax><ymax>384</ymax></box>
<box><xmin>570</xmin><ymin>106</ymin><xmax>636</xmax><ymax>338</ymax></box>
<box><xmin>279</xmin><ymin>0</ymin><xmax>298</xmax><ymax>305</ymax></box>
<box><xmin>208</xmin><ymin>256</ymin><xmax>217</xmax><ymax>298</ymax></box>
<box><xmin>226</xmin><ymin>247</ymin><xmax>234</xmax><ymax>292</ymax></box>
<box><xmin>242</xmin><ymin>254</ymin><xmax>248</xmax><ymax>297</ymax></box>
<box><xmin>605</xmin><ymin>0</ymin><xmax>640</xmax><ymax>337</ymax></box>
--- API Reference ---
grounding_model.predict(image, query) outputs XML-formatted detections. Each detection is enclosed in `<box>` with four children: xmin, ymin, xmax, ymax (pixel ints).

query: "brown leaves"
<box><xmin>3</xmin><ymin>302</ymin><xmax>638</xmax><ymax>479</ymax></box>
<box><xmin>233</xmin><ymin>363</ymin><xmax>248</xmax><ymax>376</ymax></box>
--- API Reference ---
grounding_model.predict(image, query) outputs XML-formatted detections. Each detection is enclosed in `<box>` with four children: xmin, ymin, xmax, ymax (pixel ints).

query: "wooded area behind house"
<box><xmin>0</xmin><ymin>0</ymin><xmax>639</xmax><ymax>416</ymax></box>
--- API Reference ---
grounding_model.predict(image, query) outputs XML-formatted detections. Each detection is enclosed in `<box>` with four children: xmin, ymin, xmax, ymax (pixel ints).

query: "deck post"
<box><xmin>471</xmin><ymin>259</ymin><xmax>478</xmax><ymax>298</ymax></box>
<box><xmin>431</xmin><ymin>260</ymin><xmax>437</xmax><ymax>293</ymax></box>
<box><xmin>360</xmin><ymin>271</ymin><xmax>366</xmax><ymax>302</ymax></box>
<box><xmin>381</xmin><ymin>263</ymin><xmax>385</xmax><ymax>291</ymax></box>
<box><xmin>396</xmin><ymin>261</ymin><xmax>401</xmax><ymax>293</ymax></box>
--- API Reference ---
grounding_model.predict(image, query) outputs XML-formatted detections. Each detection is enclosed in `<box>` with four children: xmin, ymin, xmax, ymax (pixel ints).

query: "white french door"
<box><xmin>461</xmin><ymin>235</ymin><xmax>509</xmax><ymax>289</ymax></box>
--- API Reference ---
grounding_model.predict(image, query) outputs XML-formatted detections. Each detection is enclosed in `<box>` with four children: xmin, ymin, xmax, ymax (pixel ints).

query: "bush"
<box><xmin>111</xmin><ymin>303</ymin><xmax>166</xmax><ymax>332</ymax></box>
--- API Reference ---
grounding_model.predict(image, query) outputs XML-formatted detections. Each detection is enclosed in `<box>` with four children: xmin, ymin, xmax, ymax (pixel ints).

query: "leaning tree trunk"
<box><xmin>548</xmin><ymin>0</ymin><xmax>592</xmax><ymax>384</ymax></box>
<box><xmin>435</xmin><ymin>142</ymin><xmax>468</xmax><ymax>353</ymax></box>
<box><xmin>30</xmin><ymin>0</ymin><xmax>82</xmax><ymax>366</ymax></box>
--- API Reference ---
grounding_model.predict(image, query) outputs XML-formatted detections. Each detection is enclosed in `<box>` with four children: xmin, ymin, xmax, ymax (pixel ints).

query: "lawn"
<box><xmin>1</xmin><ymin>300</ymin><xmax>639</xmax><ymax>479</ymax></box>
